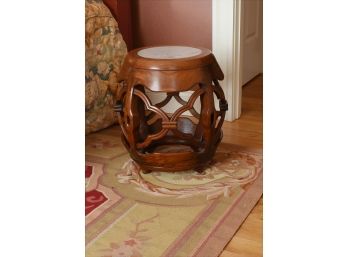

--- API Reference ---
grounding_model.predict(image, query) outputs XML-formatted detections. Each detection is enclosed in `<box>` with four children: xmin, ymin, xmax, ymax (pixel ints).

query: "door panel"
<box><xmin>242</xmin><ymin>0</ymin><xmax>263</xmax><ymax>85</ymax></box>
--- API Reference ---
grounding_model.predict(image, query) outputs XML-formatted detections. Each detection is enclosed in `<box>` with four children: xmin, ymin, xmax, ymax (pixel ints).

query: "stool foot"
<box><xmin>194</xmin><ymin>167</ymin><xmax>206</xmax><ymax>174</ymax></box>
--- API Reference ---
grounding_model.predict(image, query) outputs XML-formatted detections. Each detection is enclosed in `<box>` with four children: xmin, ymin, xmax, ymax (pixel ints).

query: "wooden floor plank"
<box><xmin>219</xmin><ymin>75</ymin><xmax>263</xmax><ymax>257</ymax></box>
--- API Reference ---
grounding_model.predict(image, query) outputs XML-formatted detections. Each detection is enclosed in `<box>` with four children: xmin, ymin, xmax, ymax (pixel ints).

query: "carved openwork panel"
<box><xmin>116</xmin><ymin>81</ymin><xmax>227</xmax><ymax>157</ymax></box>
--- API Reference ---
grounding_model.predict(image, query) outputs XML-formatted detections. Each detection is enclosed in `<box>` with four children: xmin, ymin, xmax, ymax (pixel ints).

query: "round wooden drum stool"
<box><xmin>114</xmin><ymin>46</ymin><xmax>228</xmax><ymax>172</ymax></box>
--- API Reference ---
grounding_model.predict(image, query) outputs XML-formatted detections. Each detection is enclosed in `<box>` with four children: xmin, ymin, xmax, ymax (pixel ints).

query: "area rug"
<box><xmin>86</xmin><ymin>127</ymin><xmax>263</xmax><ymax>257</ymax></box>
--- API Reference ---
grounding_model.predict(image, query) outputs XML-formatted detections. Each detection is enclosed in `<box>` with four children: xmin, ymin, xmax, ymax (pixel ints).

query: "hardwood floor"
<box><xmin>219</xmin><ymin>75</ymin><xmax>263</xmax><ymax>257</ymax></box>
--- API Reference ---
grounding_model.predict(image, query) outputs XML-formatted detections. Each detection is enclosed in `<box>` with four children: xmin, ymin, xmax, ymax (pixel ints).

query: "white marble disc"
<box><xmin>137</xmin><ymin>46</ymin><xmax>202</xmax><ymax>59</ymax></box>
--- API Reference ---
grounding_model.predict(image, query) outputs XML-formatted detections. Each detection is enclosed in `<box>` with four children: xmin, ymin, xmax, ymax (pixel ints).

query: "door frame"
<box><xmin>212</xmin><ymin>0</ymin><xmax>243</xmax><ymax>121</ymax></box>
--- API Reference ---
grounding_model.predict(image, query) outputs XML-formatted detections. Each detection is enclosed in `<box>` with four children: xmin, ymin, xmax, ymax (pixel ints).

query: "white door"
<box><xmin>242</xmin><ymin>0</ymin><xmax>263</xmax><ymax>85</ymax></box>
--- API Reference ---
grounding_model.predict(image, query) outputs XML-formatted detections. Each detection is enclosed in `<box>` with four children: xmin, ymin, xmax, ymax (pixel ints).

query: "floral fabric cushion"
<box><xmin>85</xmin><ymin>0</ymin><xmax>127</xmax><ymax>134</ymax></box>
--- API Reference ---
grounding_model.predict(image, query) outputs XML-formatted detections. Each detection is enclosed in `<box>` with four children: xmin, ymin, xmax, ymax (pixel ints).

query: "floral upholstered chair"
<box><xmin>85</xmin><ymin>0</ymin><xmax>127</xmax><ymax>134</ymax></box>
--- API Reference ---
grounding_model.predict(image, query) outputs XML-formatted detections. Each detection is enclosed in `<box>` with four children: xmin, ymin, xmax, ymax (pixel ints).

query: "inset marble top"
<box><xmin>137</xmin><ymin>46</ymin><xmax>202</xmax><ymax>59</ymax></box>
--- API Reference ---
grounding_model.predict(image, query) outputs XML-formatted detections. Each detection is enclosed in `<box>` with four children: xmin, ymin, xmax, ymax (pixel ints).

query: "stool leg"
<box><xmin>194</xmin><ymin>166</ymin><xmax>205</xmax><ymax>174</ymax></box>
<box><xmin>132</xmin><ymin>85</ymin><xmax>148</xmax><ymax>142</ymax></box>
<box><xmin>199</xmin><ymin>83</ymin><xmax>215</xmax><ymax>154</ymax></box>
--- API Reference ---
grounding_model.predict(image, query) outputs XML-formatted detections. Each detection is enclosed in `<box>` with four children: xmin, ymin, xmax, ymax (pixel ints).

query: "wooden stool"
<box><xmin>115</xmin><ymin>46</ymin><xmax>228</xmax><ymax>172</ymax></box>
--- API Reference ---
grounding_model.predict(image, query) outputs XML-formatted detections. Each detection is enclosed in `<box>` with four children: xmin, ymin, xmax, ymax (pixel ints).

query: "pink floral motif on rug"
<box><xmin>86</xmin><ymin>165</ymin><xmax>108</xmax><ymax>215</ymax></box>
<box><xmin>85</xmin><ymin>162</ymin><xmax>122</xmax><ymax>226</ymax></box>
